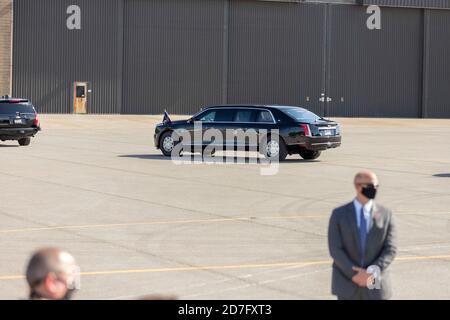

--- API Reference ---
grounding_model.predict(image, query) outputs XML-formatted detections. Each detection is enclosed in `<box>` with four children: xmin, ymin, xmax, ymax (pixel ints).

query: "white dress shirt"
<box><xmin>353</xmin><ymin>198</ymin><xmax>373</xmax><ymax>233</ymax></box>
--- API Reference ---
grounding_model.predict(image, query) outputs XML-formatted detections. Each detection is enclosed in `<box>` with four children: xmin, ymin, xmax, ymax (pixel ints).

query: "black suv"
<box><xmin>154</xmin><ymin>105</ymin><xmax>341</xmax><ymax>161</ymax></box>
<box><xmin>0</xmin><ymin>96</ymin><xmax>41</xmax><ymax>146</ymax></box>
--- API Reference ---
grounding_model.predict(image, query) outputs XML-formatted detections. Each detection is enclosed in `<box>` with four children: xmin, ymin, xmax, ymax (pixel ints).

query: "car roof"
<box><xmin>0</xmin><ymin>96</ymin><xmax>29</xmax><ymax>103</ymax></box>
<box><xmin>203</xmin><ymin>104</ymin><xmax>308</xmax><ymax>111</ymax></box>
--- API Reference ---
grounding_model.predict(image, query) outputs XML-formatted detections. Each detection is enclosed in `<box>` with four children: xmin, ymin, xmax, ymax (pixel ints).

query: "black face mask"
<box><xmin>361</xmin><ymin>184</ymin><xmax>378</xmax><ymax>199</ymax></box>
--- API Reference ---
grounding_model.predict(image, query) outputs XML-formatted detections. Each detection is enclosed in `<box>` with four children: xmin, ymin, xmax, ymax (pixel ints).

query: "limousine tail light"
<box><xmin>33</xmin><ymin>112</ymin><xmax>40</xmax><ymax>127</ymax></box>
<box><xmin>301</xmin><ymin>124</ymin><xmax>311</xmax><ymax>137</ymax></box>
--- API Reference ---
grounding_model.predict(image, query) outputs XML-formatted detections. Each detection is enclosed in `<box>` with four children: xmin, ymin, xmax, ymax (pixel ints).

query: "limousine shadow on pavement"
<box><xmin>118</xmin><ymin>153</ymin><xmax>318</xmax><ymax>164</ymax></box>
<box><xmin>0</xmin><ymin>144</ymin><xmax>19</xmax><ymax>148</ymax></box>
<box><xmin>119</xmin><ymin>154</ymin><xmax>172</xmax><ymax>161</ymax></box>
<box><xmin>433</xmin><ymin>173</ymin><xmax>450</xmax><ymax>178</ymax></box>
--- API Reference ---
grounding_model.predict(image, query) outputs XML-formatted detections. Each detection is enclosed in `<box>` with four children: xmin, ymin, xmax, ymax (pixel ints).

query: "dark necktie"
<box><xmin>359</xmin><ymin>207</ymin><xmax>367</xmax><ymax>266</ymax></box>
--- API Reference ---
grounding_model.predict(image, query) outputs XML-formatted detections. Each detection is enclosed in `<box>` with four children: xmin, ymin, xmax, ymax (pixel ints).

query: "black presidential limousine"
<box><xmin>154</xmin><ymin>105</ymin><xmax>341</xmax><ymax>161</ymax></box>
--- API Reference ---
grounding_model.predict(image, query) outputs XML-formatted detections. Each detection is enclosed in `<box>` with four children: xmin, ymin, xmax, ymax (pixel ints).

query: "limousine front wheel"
<box><xmin>299</xmin><ymin>149</ymin><xmax>321</xmax><ymax>160</ymax></box>
<box><xmin>160</xmin><ymin>131</ymin><xmax>175</xmax><ymax>157</ymax></box>
<box><xmin>262</xmin><ymin>136</ymin><xmax>288</xmax><ymax>161</ymax></box>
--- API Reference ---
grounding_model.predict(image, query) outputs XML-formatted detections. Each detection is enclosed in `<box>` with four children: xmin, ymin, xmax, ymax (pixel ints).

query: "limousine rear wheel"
<box><xmin>299</xmin><ymin>149</ymin><xmax>321</xmax><ymax>160</ymax></box>
<box><xmin>18</xmin><ymin>137</ymin><xmax>31</xmax><ymax>146</ymax></box>
<box><xmin>262</xmin><ymin>136</ymin><xmax>287</xmax><ymax>161</ymax></box>
<box><xmin>160</xmin><ymin>131</ymin><xmax>175</xmax><ymax>157</ymax></box>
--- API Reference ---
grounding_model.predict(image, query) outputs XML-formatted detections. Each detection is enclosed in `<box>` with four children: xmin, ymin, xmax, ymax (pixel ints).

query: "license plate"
<box><xmin>14</xmin><ymin>119</ymin><xmax>24</xmax><ymax>124</ymax></box>
<box><xmin>322</xmin><ymin>129</ymin><xmax>333</xmax><ymax>136</ymax></box>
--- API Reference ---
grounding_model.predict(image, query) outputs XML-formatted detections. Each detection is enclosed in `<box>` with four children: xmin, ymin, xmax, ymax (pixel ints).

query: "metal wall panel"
<box><xmin>361</xmin><ymin>0</ymin><xmax>450</xmax><ymax>9</ymax></box>
<box><xmin>327</xmin><ymin>5</ymin><xmax>423</xmax><ymax>117</ymax></box>
<box><xmin>227</xmin><ymin>1</ymin><xmax>326</xmax><ymax>116</ymax></box>
<box><xmin>12</xmin><ymin>0</ymin><xmax>121</xmax><ymax>114</ymax></box>
<box><xmin>12</xmin><ymin>0</ymin><xmax>450</xmax><ymax>118</ymax></box>
<box><xmin>122</xmin><ymin>0</ymin><xmax>225</xmax><ymax>115</ymax></box>
<box><xmin>0</xmin><ymin>0</ymin><xmax>12</xmax><ymax>96</ymax></box>
<box><xmin>423</xmin><ymin>9</ymin><xmax>450</xmax><ymax>118</ymax></box>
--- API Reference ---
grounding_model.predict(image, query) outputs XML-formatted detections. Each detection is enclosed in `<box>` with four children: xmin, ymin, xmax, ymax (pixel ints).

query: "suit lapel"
<box><xmin>367</xmin><ymin>202</ymin><xmax>383</xmax><ymax>242</ymax></box>
<box><xmin>345</xmin><ymin>202</ymin><xmax>361</xmax><ymax>257</ymax></box>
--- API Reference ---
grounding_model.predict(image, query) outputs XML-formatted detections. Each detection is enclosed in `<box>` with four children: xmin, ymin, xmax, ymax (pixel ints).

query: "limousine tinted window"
<box><xmin>198</xmin><ymin>110</ymin><xmax>216</xmax><ymax>122</ymax></box>
<box><xmin>197</xmin><ymin>109</ymin><xmax>234</xmax><ymax>122</ymax></box>
<box><xmin>256</xmin><ymin>110</ymin><xmax>273</xmax><ymax>123</ymax></box>
<box><xmin>215</xmin><ymin>109</ymin><xmax>234</xmax><ymax>122</ymax></box>
<box><xmin>234</xmin><ymin>110</ymin><xmax>253</xmax><ymax>122</ymax></box>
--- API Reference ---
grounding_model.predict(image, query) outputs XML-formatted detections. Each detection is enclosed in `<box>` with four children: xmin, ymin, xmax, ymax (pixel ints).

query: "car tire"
<box><xmin>159</xmin><ymin>131</ymin><xmax>176</xmax><ymax>157</ymax></box>
<box><xmin>261</xmin><ymin>135</ymin><xmax>288</xmax><ymax>161</ymax></box>
<box><xmin>18</xmin><ymin>137</ymin><xmax>31</xmax><ymax>146</ymax></box>
<box><xmin>299</xmin><ymin>149</ymin><xmax>321</xmax><ymax>160</ymax></box>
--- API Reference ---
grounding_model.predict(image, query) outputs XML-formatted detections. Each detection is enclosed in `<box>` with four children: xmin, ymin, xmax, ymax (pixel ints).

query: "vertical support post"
<box><xmin>117</xmin><ymin>0</ymin><xmax>124</xmax><ymax>114</ymax></box>
<box><xmin>320</xmin><ymin>3</ymin><xmax>329</xmax><ymax>117</ymax></box>
<box><xmin>421</xmin><ymin>9</ymin><xmax>430</xmax><ymax>119</ymax></box>
<box><xmin>222</xmin><ymin>0</ymin><xmax>229</xmax><ymax>105</ymax></box>
<box><xmin>325</xmin><ymin>4</ymin><xmax>332</xmax><ymax>117</ymax></box>
<box><xmin>10</xmin><ymin>0</ymin><xmax>14</xmax><ymax>96</ymax></box>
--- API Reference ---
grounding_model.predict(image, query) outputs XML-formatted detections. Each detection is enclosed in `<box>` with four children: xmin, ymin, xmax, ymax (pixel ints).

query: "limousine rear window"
<box><xmin>282</xmin><ymin>108</ymin><xmax>320</xmax><ymax>122</ymax></box>
<box><xmin>0</xmin><ymin>103</ymin><xmax>35</xmax><ymax>115</ymax></box>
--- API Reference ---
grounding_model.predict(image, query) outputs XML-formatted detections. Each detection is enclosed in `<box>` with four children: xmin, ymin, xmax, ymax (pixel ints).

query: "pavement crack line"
<box><xmin>0</xmin><ymin>212</ymin><xmax>309</xmax><ymax>298</ymax></box>
<box><xmin>12</xmin><ymin>153</ymin><xmax>346</xmax><ymax>205</ymax></box>
<box><xmin>18</xmin><ymin>152</ymin><xmax>450</xmax><ymax>205</ymax></box>
<box><xmin>1</xmin><ymin>255</ymin><xmax>449</xmax><ymax>282</ymax></box>
<box><xmin>0</xmin><ymin>169</ymin><xmax>327</xmax><ymax>239</ymax></box>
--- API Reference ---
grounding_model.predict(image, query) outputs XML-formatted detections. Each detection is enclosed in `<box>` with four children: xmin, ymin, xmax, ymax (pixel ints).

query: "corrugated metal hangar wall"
<box><xmin>11</xmin><ymin>0</ymin><xmax>450</xmax><ymax>117</ymax></box>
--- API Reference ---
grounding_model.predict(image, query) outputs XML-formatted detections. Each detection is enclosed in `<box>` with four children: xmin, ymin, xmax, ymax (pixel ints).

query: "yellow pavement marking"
<box><xmin>0</xmin><ymin>254</ymin><xmax>449</xmax><ymax>282</ymax></box>
<box><xmin>0</xmin><ymin>215</ymin><xmax>323</xmax><ymax>234</ymax></box>
<box><xmin>396</xmin><ymin>254</ymin><xmax>450</xmax><ymax>262</ymax></box>
<box><xmin>81</xmin><ymin>260</ymin><xmax>331</xmax><ymax>277</ymax></box>
<box><xmin>0</xmin><ymin>275</ymin><xmax>24</xmax><ymax>281</ymax></box>
<box><xmin>1</xmin><ymin>211</ymin><xmax>449</xmax><ymax>235</ymax></box>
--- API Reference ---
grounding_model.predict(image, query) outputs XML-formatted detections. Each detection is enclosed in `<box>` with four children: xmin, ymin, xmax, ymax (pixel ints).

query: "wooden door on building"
<box><xmin>73</xmin><ymin>82</ymin><xmax>88</xmax><ymax>114</ymax></box>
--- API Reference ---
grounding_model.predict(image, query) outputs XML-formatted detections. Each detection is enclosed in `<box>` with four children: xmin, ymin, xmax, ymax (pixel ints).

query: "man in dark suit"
<box><xmin>328</xmin><ymin>171</ymin><xmax>397</xmax><ymax>300</ymax></box>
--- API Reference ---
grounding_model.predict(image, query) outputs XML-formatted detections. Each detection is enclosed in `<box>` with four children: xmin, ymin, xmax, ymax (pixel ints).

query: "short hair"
<box><xmin>26</xmin><ymin>248</ymin><xmax>67</xmax><ymax>287</ymax></box>
<box><xmin>354</xmin><ymin>170</ymin><xmax>377</xmax><ymax>184</ymax></box>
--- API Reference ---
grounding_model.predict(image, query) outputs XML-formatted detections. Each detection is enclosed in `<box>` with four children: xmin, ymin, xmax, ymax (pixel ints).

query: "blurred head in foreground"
<box><xmin>26</xmin><ymin>248</ymin><xmax>79</xmax><ymax>300</ymax></box>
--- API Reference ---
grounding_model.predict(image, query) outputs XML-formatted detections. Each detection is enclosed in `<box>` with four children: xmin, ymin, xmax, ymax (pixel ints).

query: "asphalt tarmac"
<box><xmin>0</xmin><ymin>115</ymin><xmax>449</xmax><ymax>299</ymax></box>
